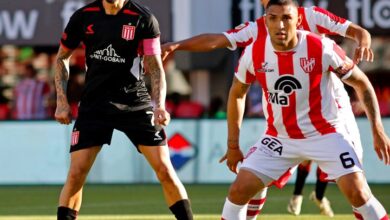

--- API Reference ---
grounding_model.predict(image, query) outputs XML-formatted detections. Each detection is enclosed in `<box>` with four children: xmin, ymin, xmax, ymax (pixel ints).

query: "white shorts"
<box><xmin>241</xmin><ymin>132</ymin><xmax>363</xmax><ymax>186</ymax></box>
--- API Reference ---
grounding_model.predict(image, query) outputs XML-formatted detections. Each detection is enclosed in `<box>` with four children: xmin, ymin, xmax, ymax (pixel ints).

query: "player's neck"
<box><xmin>102</xmin><ymin>0</ymin><xmax>127</xmax><ymax>15</ymax></box>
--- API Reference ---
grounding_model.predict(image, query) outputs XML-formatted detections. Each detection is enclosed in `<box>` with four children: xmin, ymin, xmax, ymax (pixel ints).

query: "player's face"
<box><xmin>265</xmin><ymin>4</ymin><xmax>298</xmax><ymax>51</ymax></box>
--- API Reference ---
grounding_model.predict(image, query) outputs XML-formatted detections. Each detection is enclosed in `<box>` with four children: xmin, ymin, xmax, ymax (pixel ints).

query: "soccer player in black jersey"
<box><xmin>54</xmin><ymin>0</ymin><xmax>193</xmax><ymax>219</ymax></box>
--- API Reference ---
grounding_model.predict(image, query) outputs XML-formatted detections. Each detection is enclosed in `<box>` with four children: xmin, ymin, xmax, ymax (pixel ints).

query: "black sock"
<box><xmin>293</xmin><ymin>164</ymin><xmax>310</xmax><ymax>195</ymax></box>
<box><xmin>169</xmin><ymin>199</ymin><xmax>193</xmax><ymax>220</ymax></box>
<box><xmin>57</xmin><ymin>206</ymin><xmax>78</xmax><ymax>220</ymax></box>
<box><xmin>315</xmin><ymin>167</ymin><xmax>328</xmax><ymax>200</ymax></box>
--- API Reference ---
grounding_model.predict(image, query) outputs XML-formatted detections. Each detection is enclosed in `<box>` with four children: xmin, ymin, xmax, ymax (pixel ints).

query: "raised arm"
<box><xmin>342</xmin><ymin>66</ymin><xmax>390</xmax><ymax>165</ymax></box>
<box><xmin>161</xmin><ymin>33</ymin><xmax>231</xmax><ymax>61</ymax></box>
<box><xmin>144</xmin><ymin>54</ymin><xmax>170</xmax><ymax>127</ymax></box>
<box><xmin>54</xmin><ymin>46</ymin><xmax>74</xmax><ymax>125</ymax></box>
<box><xmin>345</xmin><ymin>23</ymin><xmax>373</xmax><ymax>63</ymax></box>
<box><xmin>219</xmin><ymin>77</ymin><xmax>250</xmax><ymax>173</ymax></box>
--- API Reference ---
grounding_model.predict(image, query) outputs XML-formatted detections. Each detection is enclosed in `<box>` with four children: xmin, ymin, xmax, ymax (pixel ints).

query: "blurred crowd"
<box><xmin>1</xmin><ymin>38</ymin><xmax>390</xmax><ymax>120</ymax></box>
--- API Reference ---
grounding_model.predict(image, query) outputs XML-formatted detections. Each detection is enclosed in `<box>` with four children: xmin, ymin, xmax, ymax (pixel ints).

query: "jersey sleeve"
<box><xmin>60</xmin><ymin>11</ymin><xmax>83</xmax><ymax>50</ymax></box>
<box><xmin>140</xmin><ymin>13</ymin><xmax>161</xmax><ymax>39</ymax></box>
<box><xmin>223</xmin><ymin>21</ymin><xmax>259</xmax><ymax>51</ymax></box>
<box><xmin>324</xmin><ymin>39</ymin><xmax>354</xmax><ymax>80</ymax></box>
<box><xmin>307</xmin><ymin>6</ymin><xmax>351</xmax><ymax>36</ymax></box>
<box><xmin>235</xmin><ymin>46</ymin><xmax>256</xmax><ymax>84</ymax></box>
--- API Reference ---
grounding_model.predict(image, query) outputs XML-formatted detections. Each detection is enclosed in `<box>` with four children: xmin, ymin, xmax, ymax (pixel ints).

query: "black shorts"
<box><xmin>69</xmin><ymin>108</ymin><xmax>166</xmax><ymax>152</ymax></box>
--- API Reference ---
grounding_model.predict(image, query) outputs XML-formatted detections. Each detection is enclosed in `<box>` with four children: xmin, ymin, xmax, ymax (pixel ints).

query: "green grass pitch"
<box><xmin>0</xmin><ymin>184</ymin><xmax>389</xmax><ymax>219</ymax></box>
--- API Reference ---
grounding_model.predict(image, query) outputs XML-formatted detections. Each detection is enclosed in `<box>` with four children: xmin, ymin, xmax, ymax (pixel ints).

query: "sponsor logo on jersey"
<box><xmin>256</xmin><ymin>62</ymin><xmax>275</xmax><ymax>73</ymax></box>
<box><xmin>168</xmin><ymin>133</ymin><xmax>196</xmax><ymax>170</ymax></box>
<box><xmin>300</xmin><ymin>57</ymin><xmax>316</xmax><ymax>73</ymax></box>
<box><xmin>122</xmin><ymin>25</ymin><xmax>135</xmax><ymax>40</ymax></box>
<box><xmin>90</xmin><ymin>44</ymin><xmax>125</xmax><ymax>63</ymax></box>
<box><xmin>260</xmin><ymin>137</ymin><xmax>283</xmax><ymax>156</ymax></box>
<box><xmin>268</xmin><ymin>75</ymin><xmax>302</xmax><ymax>106</ymax></box>
<box><xmin>86</xmin><ymin>24</ymin><xmax>94</xmax><ymax>34</ymax></box>
<box><xmin>71</xmin><ymin>130</ymin><xmax>79</xmax><ymax>146</ymax></box>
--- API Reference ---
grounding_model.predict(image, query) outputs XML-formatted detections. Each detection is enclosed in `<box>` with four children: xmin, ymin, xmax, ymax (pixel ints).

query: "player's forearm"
<box><xmin>146</xmin><ymin>56</ymin><xmax>167</xmax><ymax>108</ymax></box>
<box><xmin>346</xmin><ymin>23</ymin><xmax>371</xmax><ymax>49</ymax></box>
<box><xmin>174</xmin><ymin>33</ymin><xmax>231</xmax><ymax>52</ymax></box>
<box><xmin>346</xmin><ymin>68</ymin><xmax>384</xmax><ymax>134</ymax></box>
<box><xmin>54</xmin><ymin>50</ymin><xmax>71</xmax><ymax>106</ymax></box>
<box><xmin>227</xmin><ymin>79</ymin><xmax>249</xmax><ymax>149</ymax></box>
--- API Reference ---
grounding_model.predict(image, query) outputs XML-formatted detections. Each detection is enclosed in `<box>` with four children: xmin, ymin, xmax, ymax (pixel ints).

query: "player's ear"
<box><xmin>297</xmin><ymin>14</ymin><xmax>302</xmax><ymax>28</ymax></box>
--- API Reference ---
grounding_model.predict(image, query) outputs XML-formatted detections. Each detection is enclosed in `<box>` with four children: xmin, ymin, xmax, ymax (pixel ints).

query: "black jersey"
<box><xmin>61</xmin><ymin>0</ymin><xmax>160</xmax><ymax>114</ymax></box>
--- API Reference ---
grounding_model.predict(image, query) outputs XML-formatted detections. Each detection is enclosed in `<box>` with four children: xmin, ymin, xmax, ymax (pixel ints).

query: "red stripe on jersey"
<box><xmin>297</xmin><ymin>7</ymin><xmax>310</xmax><ymax>31</ymax></box>
<box><xmin>313</xmin><ymin>6</ymin><xmax>347</xmax><ymax>24</ymax></box>
<box><xmin>307</xmin><ymin>33</ymin><xmax>336</xmax><ymax>135</ymax></box>
<box><xmin>353</xmin><ymin>211</ymin><xmax>364</xmax><ymax>220</ymax></box>
<box><xmin>253</xmin><ymin>18</ymin><xmax>277</xmax><ymax>136</ymax></box>
<box><xmin>237</xmin><ymin>39</ymin><xmax>253</xmax><ymax>48</ymax></box>
<box><xmin>123</xmin><ymin>9</ymin><xmax>139</xmax><ymax>16</ymax></box>
<box><xmin>83</xmin><ymin>7</ymin><xmax>100</xmax><ymax>12</ymax></box>
<box><xmin>381</xmin><ymin>215</ymin><xmax>389</xmax><ymax>220</ymax></box>
<box><xmin>226</xmin><ymin>22</ymin><xmax>250</xmax><ymax>34</ymax></box>
<box><xmin>276</xmin><ymin>52</ymin><xmax>305</xmax><ymax>139</ymax></box>
<box><xmin>316</xmin><ymin>25</ymin><xmax>339</xmax><ymax>36</ymax></box>
<box><xmin>333</xmin><ymin>43</ymin><xmax>346</xmax><ymax>60</ymax></box>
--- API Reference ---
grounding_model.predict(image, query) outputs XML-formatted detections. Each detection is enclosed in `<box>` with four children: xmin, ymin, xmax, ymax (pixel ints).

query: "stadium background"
<box><xmin>0</xmin><ymin>0</ymin><xmax>389</xmax><ymax>219</ymax></box>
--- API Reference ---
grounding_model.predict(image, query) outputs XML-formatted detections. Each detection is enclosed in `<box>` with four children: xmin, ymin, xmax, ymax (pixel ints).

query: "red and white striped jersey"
<box><xmin>235</xmin><ymin>21</ymin><xmax>354</xmax><ymax>139</ymax></box>
<box><xmin>14</xmin><ymin>79</ymin><xmax>50</xmax><ymax>120</ymax></box>
<box><xmin>223</xmin><ymin>6</ymin><xmax>351</xmax><ymax>50</ymax></box>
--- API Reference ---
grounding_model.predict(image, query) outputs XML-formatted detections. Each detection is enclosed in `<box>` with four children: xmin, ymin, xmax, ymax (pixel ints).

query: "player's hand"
<box><xmin>219</xmin><ymin>148</ymin><xmax>244</xmax><ymax>174</ymax></box>
<box><xmin>54</xmin><ymin>102</ymin><xmax>72</xmax><ymax>125</ymax></box>
<box><xmin>353</xmin><ymin>46</ymin><xmax>374</xmax><ymax>64</ymax></box>
<box><xmin>373</xmin><ymin>130</ymin><xmax>390</xmax><ymax>165</ymax></box>
<box><xmin>161</xmin><ymin>42</ymin><xmax>177</xmax><ymax>61</ymax></box>
<box><xmin>153</xmin><ymin>107</ymin><xmax>171</xmax><ymax>128</ymax></box>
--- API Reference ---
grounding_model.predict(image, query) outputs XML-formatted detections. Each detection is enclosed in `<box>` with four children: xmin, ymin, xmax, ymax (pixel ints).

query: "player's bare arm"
<box><xmin>161</xmin><ymin>33</ymin><xmax>231</xmax><ymax>61</ymax></box>
<box><xmin>342</xmin><ymin>66</ymin><xmax>390</xmax><ymax>165</ymax></box>
<box><xmin>345</xmin><ymin>23</ymin><xmax>373</xmax><ymax>63</ymax></box>
<box><xmin>220</xmin><ymin>77</ymin><xmax>250</xmax><ymax>173</ymax></box>
<box><xmin>144</xmin><ymin>54</ymin><xmax>170</xmax><ymax>127</ymax></box>
<box><xmin>54</xmin><ymin>46</ymin><xmax>73</xmax><ymax>125</ymax></box>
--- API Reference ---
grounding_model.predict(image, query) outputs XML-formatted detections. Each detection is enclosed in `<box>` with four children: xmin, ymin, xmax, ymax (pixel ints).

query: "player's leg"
<box><xmin>222</xmin><ymin>169</ymin><xmax>266</xmax><ymax>220</ymax></box>
<box><xmin>246</xmin><ymin>187</ymin><xmax>268</xmax><ymax>220</ymax></box>
<box><xmin>337</xmin><ymin>172</ymin><xmax>388</xmax><ymax>220</ymax></box>
<box><xmin>58</xmin><ymin>146</ymin><xmax>102</xmax><ymax>220</ymax></box>
<box><xmin>139</xmin><ymin>144</ymin><xmax>193</xmax><ymax>220</ymax></box>
<box><xmin>287</xmin><ymin>160</ymin><xmax>311</xmax><ymax>215</ymax></box>
<box><xmin>309</xmin><ymin>167</ymin><xmax>334</xmax><ymax>217</ymax></box>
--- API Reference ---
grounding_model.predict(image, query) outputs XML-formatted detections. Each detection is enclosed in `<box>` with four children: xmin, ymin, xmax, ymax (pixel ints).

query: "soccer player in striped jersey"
<box><xmin>220</xmin><ymin>0</ymin><xmax>389</xmax><ymax>219</ymax></box>
<box><xmin>162</xmin><ymin>0</ymin><xmax>372</xmax><ymax>218</ymax></box>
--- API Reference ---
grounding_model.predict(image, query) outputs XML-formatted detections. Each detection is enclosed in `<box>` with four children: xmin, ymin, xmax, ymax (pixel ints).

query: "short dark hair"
<box><xmin>266</xmin><ymin>0</ymin><xmax>298</xmax><ymax>9</ymax></box>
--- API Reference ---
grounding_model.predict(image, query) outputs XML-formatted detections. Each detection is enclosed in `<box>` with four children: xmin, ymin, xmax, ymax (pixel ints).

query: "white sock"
<box><xmin>354</xmin><ymin>196</ymin><xmax>388</xmax><ymax>220</ymax></box>
<box><xmin>246</xmin><ymin>187</ymin><xmax>268</xmax><ymax>220</ymax></box>
<box><xmin>221</xmin><ymin>198</ymin><xmax>248</xmax><ymax>220</ymax></box>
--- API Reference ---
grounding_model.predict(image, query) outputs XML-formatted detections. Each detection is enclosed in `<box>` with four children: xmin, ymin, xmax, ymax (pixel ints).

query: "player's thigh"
<box><xmin>241</xmin><ymin>135</ymin><xmax>302</xmax><ymax>186</ymax></box>
<box><xmin>139</xmin><ymin>144</ymin><xmax>174</xmax><ymax>172</ymax></box>
<box><xmin>70</xmin><ymin>113</ymin><xmax>114</xmax><ymax>152</ymax></box>
<box><xmin>69</xmin><ymin>146</ymin><xmax>102</xmax><ymax>175</ymax></box>
<box><xmin>308</xmin><ymin>133</ymin><xmax>363</xmax><ymax>181</ymax></box>
<box><xmin>117</xmin><ymin>109</ymin><xmax>167</xmax><ymax>151</ymax></box>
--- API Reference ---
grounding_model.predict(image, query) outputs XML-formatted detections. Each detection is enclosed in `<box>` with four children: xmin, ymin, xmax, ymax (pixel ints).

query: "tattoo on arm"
<box><xmin>144</xmin><ymin>55</ymin><xmax>166</xmax><ymax>108</ymax></box>
<box><xmin>54</xmin><ymin>47</ymin><xmax>73</xmax><ymax>108</ymax></box>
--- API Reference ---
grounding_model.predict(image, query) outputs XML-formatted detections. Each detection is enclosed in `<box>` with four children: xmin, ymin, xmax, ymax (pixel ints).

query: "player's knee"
<box><xmin>67</xmin><ymin>166</ymin><xmax>89</xmax><ymax>184</ymax></box>
<box><xmin>155</xmin><ymin>166</ymin><xmax>174</xmax><ymax>183</ymax></box>
<box><xmin>228</xmin><ymin>182</ymin><xmax>249</xmax><ymax>202</ymax></box>
<box><xmin>347</xmin><ymin>187</ymin><xmax>371</xmax><ymax>205</ymax></box>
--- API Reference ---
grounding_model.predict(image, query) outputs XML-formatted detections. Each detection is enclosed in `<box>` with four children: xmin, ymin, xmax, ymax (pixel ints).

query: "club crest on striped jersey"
<box><xmin>122</xmin><ymin>25</ymin><xmax>135</xmax><ymax>40</ymax></box>
<box><xmin>300</xmin><ymin>57</ymin><xmax>316</xmax><ymax>73</ymax></box>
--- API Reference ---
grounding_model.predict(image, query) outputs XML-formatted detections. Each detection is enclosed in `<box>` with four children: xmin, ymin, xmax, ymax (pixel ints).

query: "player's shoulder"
<box><xmin>128</xmin><ymin>0</ymin><xmax>155</xmax><ymax>18</ymax></box>
<box><xmin>76</xmin><ymin>1</ymin><xmax>101</xmax><ymax>15</ymax></box>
